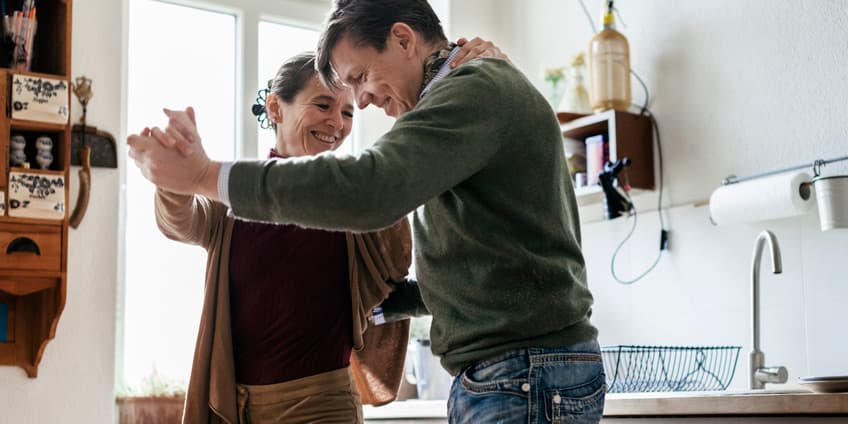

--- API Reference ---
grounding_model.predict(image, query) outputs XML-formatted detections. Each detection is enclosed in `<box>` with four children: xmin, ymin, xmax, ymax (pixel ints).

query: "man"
<box><xmin>128</xmin><ymin>0</ymin><xmax>604</xmax><ymax>422</ymax></box>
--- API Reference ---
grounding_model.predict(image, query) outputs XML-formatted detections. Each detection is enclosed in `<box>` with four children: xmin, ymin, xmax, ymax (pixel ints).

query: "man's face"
<box><xmin>330</xmin><ymin>32</ymin><xmax>424</xmax><ymax>118</ymax></box>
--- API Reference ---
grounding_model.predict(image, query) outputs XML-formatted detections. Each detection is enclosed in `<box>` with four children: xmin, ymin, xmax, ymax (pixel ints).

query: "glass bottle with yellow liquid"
<box><xmin>588</xmin><ymin>2</ymin><xmax>631</xmax><ymax>112</ymax></box>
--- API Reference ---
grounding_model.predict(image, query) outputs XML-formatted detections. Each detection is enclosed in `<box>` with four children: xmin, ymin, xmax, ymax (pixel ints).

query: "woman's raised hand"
<box><xmin>452</xmin><ymin>36</ymin><xmax>511</xmax><ymax>68</ymax></box>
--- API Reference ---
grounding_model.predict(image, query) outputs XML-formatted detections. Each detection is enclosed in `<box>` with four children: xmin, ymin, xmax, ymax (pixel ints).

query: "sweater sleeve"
<box><xmin>228</xmin><ymin>61</ymin><xmax>511</xmax><ymax>231</ymax></box>
<box><xmin>154</xmin><ymin>188</ymin><xmax>227</xmax><ymax>249</ymax></box>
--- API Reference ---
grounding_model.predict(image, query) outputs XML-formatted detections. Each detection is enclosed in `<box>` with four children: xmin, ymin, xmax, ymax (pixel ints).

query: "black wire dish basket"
<box><xmin>602</xmin><ymin>345</ymin><xmax>742</xmax><ymax>393</ymax></box>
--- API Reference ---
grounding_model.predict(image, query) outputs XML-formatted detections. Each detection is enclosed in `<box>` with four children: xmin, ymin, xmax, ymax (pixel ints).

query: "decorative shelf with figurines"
<box><xmin>0</xmin><ymin>0</ymin><xmax>72</xmax><ymax>378</ymax></box>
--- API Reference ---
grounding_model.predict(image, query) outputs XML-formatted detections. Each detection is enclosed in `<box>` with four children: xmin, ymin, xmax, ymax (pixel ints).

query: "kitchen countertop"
<box><xmin>364</xmin><ymin>391</ymin><xmax>848</xmax><ymax>421</ymax></box>
<box><xmin>604</xmin><ymin>390</ymin><xmax>848</xmax><ymax>416</ymax></box>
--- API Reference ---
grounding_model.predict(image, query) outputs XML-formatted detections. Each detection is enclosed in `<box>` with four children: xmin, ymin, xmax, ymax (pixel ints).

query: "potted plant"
<box><xmin>115</xmin><ymin>367</ymin><xmax>186</xmax><ymax>424</ymax></box>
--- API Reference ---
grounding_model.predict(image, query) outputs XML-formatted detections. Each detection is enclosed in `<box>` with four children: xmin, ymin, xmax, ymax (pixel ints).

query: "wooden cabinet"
<box><xmin>558</xmin><ymin>110</ymin><xmax>655</xmax><ymax>201</ymax></box>
<box><xmin>0</xmin><ymin>0</ymin><xmax>72</xmax><ymax>378</ymax></box>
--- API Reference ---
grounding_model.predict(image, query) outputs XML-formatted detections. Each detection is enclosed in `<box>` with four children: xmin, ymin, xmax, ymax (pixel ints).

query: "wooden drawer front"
<box><xmin>0</xmin><ymin>226</ymin><xmax>61</xmax><ymax>272</ymax></box>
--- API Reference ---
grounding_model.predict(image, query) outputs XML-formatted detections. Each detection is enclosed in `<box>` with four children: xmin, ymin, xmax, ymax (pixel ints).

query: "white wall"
<box><xmin>0</xmin><ymin>0</ymin><xmax>124</xmax><ymax>422</ymax></box>
<box><xmin>491</xmin><ymin>0</ymin><xmax>848</xmax><ymax>389</ymax></box>
<box><xmin>2</xmin><ymin>3</ymin><xmax>845</xmax><ymax>422</ymax></box>
<box><xmin>450</xmin><ymin>0</ymin><xmax>510</xmax><ymax>49</ymax></box>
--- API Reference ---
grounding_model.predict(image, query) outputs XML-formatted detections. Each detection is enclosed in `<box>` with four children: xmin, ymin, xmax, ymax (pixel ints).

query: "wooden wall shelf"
<box><xmin>0</xmin><ymin>0</ymin><xmax>72</xmax><ymax>378</ymax></box>
<box><xmin>11</xmin><ymin>120</ymin><xmax>70</xmax><ymax>132</ymax></box>
<box><xmin>0</xmin><ymin>216</ymin><xmax>66</xmax><ymax>226</ymax></box>
<box><xmin>0</xmin><ymin>278</ymin><xmax>58</xmax><ymax>297</ymax></box>
<box><xmin>558</xmin><ymin>110</ymin><xmax>655</xmax><ymax>198</ymax></box>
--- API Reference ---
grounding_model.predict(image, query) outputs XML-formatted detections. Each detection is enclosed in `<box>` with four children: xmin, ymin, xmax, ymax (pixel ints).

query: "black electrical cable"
<box><xmin>575</xmin><ymin>0</ymin><xmax>668</xmax><ymax>283</ymax></box>
<box><xmin>609</xmin><ymin>107</ymin><xmax>668</xmax><ymax>285</ymax></box>
<box><xmin>631</xmin><ymin>70</ymin><xmax>650</xmax><ymax>115</ymax></box>
<box><xmin>577</xmin><ymin>0</ymin><xmax>598</xmax><ymax>34</ymax></box>
<box><xmin>628</xmin><ymin>64</ymin><xmax>665</xmax><ymax>239</ymax></box>
<box><xmin>650</xmin><ymin>111</ymin><xmax>667</xmax><ymax>240</ymax></box>
<box><xmin>610</xmin><ymin>194</ymin><xmax>663</xmax><ymax>284</ymax></box>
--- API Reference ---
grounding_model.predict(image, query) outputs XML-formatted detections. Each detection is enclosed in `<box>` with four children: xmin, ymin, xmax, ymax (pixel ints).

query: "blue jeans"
<box><xmin>447</xmin><ymin>340</ymin><xmax>606</xmax><ymax>424</ymax></box>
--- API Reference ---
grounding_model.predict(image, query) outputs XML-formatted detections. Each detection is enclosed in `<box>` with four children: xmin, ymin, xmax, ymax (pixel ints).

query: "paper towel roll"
<box><xmin>709</xmin><ymin>171</ymin><xmax>814</xmax><ymax>226</ymax></box>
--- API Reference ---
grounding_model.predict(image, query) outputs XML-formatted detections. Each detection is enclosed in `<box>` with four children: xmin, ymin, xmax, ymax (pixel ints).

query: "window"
<box><xmin>123</xmin><ymin>0</ymin><xmax>452</xmax><ymax>406</ymax></box>
<box><xmin>124</xmin><ymin>0</ymin><xmax>237</xmax><ymax>390</ymax></box>
<box><xmin>123</xmin><ymin>0</ymin><xmax>334</xmax><ymax>394</ymax></box>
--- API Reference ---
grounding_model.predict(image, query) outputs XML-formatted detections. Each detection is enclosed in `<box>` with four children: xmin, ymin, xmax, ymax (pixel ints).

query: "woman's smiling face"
<box><xmin>271</xmin><ymin>75</ymin><xmax>354</xmax><ymax>157</ymax></box>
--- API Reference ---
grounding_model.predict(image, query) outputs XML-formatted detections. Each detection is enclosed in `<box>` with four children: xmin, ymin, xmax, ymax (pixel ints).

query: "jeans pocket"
<box><xmin>459</xmin><ymin>355</ymin><xmax>528</xmax><ymax>397</ymax></box>
<box><xmin>543</xmin><ymin>375</ymin><xmax>607</xmax><ymax>424</ymax></box>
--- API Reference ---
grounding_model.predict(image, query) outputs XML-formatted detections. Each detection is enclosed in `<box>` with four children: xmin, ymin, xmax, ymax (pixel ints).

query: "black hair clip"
<box><xmin>253</xmin><ymin>88</ymin><xmax>272</xmax><ymax>129</ymax></box>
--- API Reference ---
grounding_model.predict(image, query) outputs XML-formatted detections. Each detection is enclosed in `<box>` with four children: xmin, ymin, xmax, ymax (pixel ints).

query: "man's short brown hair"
<box><xmin>316</xmin><ymin>0</ymin><xmax>447</xmax><ymax>89</ymax></box>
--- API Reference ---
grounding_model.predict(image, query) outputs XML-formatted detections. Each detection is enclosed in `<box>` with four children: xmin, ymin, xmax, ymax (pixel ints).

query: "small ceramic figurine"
<box><xmin>35</xmin><ymin>136</ymin><xmax>53</xmax><ymax>169</ymax></box>
<box><xmin>10</xmin><ymin>134</ymin><xmax>26</xmax><ymax>149</ymax></box>
<box><xmin>36</xmin><ymin>151</ymin><xmax>54</xmax><ymax>170</ymax></box>
<box><xmin>35</xmin><ymin>135</ymin><xmax>53</xmax><ymax>151</ymax></box>
<box><xmin>11</xmin><ymin>150</ymin><xmax>27</xmax><ymax>166</ymax></box>
<box><xmin>10</xmin><ymin>134</ymin><xmax>27</xmax><ymax>166</ymax></box>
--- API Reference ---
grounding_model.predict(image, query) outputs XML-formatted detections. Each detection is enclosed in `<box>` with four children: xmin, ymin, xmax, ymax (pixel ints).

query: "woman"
<box><xmin>152</xmin><ymin>40</ymin><xmax>506</xmax><ymax>424</ymax></box>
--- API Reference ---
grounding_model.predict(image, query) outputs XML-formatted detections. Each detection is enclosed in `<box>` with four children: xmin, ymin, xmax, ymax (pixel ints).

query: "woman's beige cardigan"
<box><xmin>155</xmin><ymin>189</ymin><xmax>412</xmax><ymax>424</ymax></box>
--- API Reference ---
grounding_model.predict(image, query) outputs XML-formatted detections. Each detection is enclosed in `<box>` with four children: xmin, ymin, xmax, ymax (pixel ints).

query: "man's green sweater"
<box><xmin>229</xmin><ymin>58</ymin><xmax>597</xmax><ymax>375</ymax></box>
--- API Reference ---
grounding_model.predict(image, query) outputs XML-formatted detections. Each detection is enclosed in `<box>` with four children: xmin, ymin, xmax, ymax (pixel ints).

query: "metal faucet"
<box><xmin>750</xmin><ymin>230</ymin><xmax>788</xmax><ymax>389</ymax></box>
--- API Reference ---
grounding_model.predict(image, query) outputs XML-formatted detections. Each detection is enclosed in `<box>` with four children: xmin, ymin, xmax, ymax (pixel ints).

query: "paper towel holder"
<box><xmin>722</xmin><ymin>155</ymin><xmax>847</xmax><ymax>186</ymax></box>
<box><xmin>722</xmin><ymin>174</ymin><xmax>812</xmax><ymax>202</ymax></box>
<box><xmin>717</xmin><ymin>154</ymin><xmax>848</xmax><ymax>230</ymax></box>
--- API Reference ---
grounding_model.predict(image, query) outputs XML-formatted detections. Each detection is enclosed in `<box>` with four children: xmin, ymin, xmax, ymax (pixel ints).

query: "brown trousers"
<box><xmin>236</xmin><ymin>367</ymin><xmax>363</xmax><ymax>424</ymax></box>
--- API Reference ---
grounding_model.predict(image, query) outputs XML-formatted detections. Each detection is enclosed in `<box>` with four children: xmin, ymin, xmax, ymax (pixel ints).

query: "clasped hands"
<box><xmin>127</xmin><ymin>106</ymin><xmax>220</xmax><ymax>199</ymax></box>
